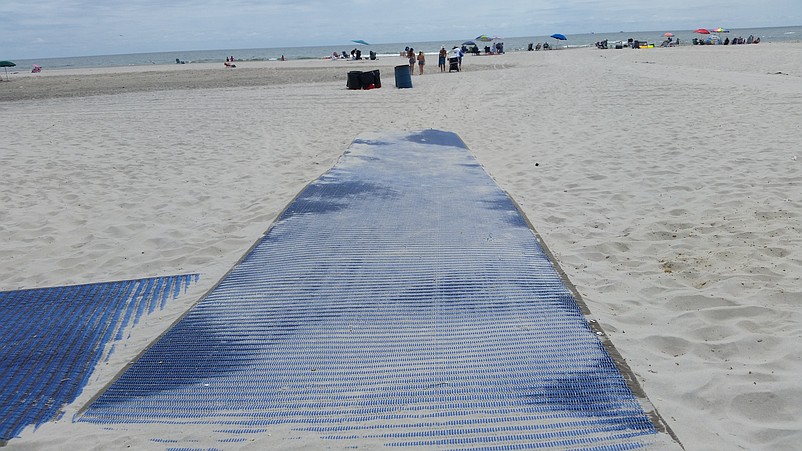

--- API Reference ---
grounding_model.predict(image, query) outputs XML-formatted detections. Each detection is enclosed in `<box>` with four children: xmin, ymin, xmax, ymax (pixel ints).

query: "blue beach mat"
<box><xmin>0</xmin><ymin>274</ymin><xmax>198</xmax><ymax>444</ymax></box>
<box><xmin>79</xmin><ymin>131</ymin><xmax>677</xmax><ymax>449</ymax></box>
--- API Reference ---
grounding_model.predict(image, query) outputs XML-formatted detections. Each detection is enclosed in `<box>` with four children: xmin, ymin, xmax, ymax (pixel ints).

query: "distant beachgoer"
<box><xmin>417</xmin><ymin>51</ymin><xmax>425</xmax><ymax>75</ymax></box>
<box><xmin>439</xmin><ymin>47</ymin><xmax>447</xmax><ymax>72</ymax></box>
<box><xmin>280</xmin><ymin>55</ymin><xmax>285</xmax><ymax>61</ymax></box>
<box><xmin>407</xmin><ymin>48</ymin><xmax>415</xmax><ymax>74</ymax></box>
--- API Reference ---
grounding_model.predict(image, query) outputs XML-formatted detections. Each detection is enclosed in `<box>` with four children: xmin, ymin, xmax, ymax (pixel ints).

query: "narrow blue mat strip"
<box><xmin>0</xmin><ymin>274</ymin><xmax>198</xmax><ymax>443</ymax></box>
<box><xmin>80</xmin><ymin>130</ymin><xmax>659</xmax><ymax>449</ymax></box>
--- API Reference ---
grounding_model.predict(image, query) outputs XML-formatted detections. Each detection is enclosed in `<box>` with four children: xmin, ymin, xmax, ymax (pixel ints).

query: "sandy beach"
<box><xmin>2</xmin><ymin>43</ymin><xmax>801</xmax><ymax>449</ymax></box>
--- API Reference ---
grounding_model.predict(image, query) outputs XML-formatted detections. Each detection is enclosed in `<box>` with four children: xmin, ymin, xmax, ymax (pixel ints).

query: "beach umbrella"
<box><xmin>694</xmin><ymin>28</ymin><xmax>711</xmax><ymax>34</ymax></box>
<box><xmin>664</xmin><ymin>32</ymin><xmax>674</xmax><ymax>37</ymax></box>
<box><xmin>475</xmin><ymin>35</ymin><xmax>494</xmax><ymax>42</ymax></box>
<box><xmin>713</xmin><ymin>27</ymin><xmax>729</xmax><ymax>33</ymax></box>
<box><xmin>462</xmin><ymin>41</ymin><xmax>476</xmax><ymax>46</ymax></box>
<box><xmin>351</xmin><ymin>39</ymin><xmax>370</xmax><ymax>45</ymax></box>
<box><xmin>1</xmin><ymin>60</ymin><xmax>16</xmax><ymax>80</ymax></box>
<box><xmin>549</xmin><ymin>34</ymin><xmax>567</xmax><ymax>49</ymax></box>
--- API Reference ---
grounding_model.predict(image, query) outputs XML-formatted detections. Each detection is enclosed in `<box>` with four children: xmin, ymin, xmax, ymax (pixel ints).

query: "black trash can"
<box><xmin>347</xmin><ymin>71</ymin><xmax>363</xmax><ymax>90</ymax></box>
<box><xmin>359</xmin><ymin>70</ymin><xmax>375</xmax><ymax>89</ymax></box>
<box><xmin>372</xmin><ymin>69</ymin><xmax>381</xmax><ymax>89</ymax></box>
<box><xmin>394</xmin><ymin>65</ymin><xmax>412</xmax><ymax>88</ymax></box>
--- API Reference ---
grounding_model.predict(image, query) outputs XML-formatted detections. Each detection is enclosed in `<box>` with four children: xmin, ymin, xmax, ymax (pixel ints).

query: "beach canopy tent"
<box><xmin>351</xmin><ymin>40</ymin><xmax>370</xmax><ymax>45</ymax></box>
<box><xmin>1</xmin><ymin>60</ymin><xmax>16</xmax><ymax>80</ymax></box>
<box><xmin>462</xmin><ymin>41</ymin><xmax>476</xmax><ymax>46</ymax></box>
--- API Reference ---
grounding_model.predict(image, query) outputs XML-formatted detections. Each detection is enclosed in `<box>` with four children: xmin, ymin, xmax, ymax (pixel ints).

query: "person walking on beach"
<box><xmin>417</xmin><ymin>51</ymin><xmax>426</xmax><ymax>75</ymax></box>
<box><xmin>407</xmin><ymin>48</ymin><xmax>416</xmax><ymax>75</ymax></box>
<box><xmin>439</xmin><ymin>46</ymin><xmax>447</xmax><ymax>72</ymax></box>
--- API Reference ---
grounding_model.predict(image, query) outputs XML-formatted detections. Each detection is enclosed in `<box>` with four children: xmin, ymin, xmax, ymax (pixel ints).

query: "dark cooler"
<box><xmin>347</xmin><ymin>71</ymin><xmax>363</xmax><ymax>90</ymax></box>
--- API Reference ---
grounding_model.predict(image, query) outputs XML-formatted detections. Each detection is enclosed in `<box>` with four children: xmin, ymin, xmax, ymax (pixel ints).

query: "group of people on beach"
<box><xmin>403</xmin><ymin>46</ymin><xmax>464</xmax><ymax>75</ymax></box>
<box><xmin>403</xmin><ymin>47</ymin><xmax>426</xmax><ymax>75</ymax></box>
<box><xmin>486</xmin><ymin>42</ymin><xmax>505</xmax><ymax>54</ymax></box>
<box><xmin>694</xmin><ymin>34</ymin><xmax>760</xmax><ymax>45</ymax></box>
<box><xmin>329</xmin><ymin>49</ymin><xmax>377</xmax><ymax>61</ymax></box>
<box><xmin>400</xmin><ymin>47</ymin><xmax>423</xmax><ymax>74</ymax></box>
<box><xmin>527</xmin><ymin>42</ymin><xmax>550</xmax><ymax>51</ymax></box>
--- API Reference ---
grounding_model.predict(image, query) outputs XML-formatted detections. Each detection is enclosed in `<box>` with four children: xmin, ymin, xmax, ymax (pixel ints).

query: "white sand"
<box><xmin>2</xmin><ymin>43</ymin><xmax>801</xmax><ymax>449</ymax></box>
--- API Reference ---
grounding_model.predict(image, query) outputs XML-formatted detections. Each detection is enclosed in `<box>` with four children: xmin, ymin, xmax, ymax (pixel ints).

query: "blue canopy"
<box><xmin>550</xmin><ymin>33</ymin><xmax>568</xmax><ymax>40</ymax></box>
<box><xmin>351</xmin><ymin>39</ymin><xmax>370</xmax><ymax>45</ymax></box>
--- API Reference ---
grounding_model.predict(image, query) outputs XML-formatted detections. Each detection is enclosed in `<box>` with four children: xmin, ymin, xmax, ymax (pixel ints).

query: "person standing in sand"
<box><xmin>407</xmin><ymin>48</ymin><xmax>416</xmax><ymax>75</ymax></box>
<box><xmin>439</xmin><ymin>46</ymin><xmax>447</xmax><ymax>72</ymax></box>
<box><xmin>417</xmin><ymin>51</ymin><xmax>426</xmax><ymax>75</ymax></box>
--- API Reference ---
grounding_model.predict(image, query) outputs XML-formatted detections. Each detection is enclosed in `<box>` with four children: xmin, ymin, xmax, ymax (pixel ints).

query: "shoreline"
<box><xmin>2</xmin><ymin>42</ymin><xmax>798</xmax><ymax>102</ymax></box>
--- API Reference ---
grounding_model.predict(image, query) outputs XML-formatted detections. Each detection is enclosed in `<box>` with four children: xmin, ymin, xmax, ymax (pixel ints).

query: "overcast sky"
<box><xmin>2</xmin><ymin>0</ymin><xmax>800</xmax><ymax>59</ymax></box>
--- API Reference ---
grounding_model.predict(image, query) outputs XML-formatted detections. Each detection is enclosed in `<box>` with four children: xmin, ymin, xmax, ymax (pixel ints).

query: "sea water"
<box><xmin>10</xmin><ymin>25</ymin><xmax>801</xmax><ymax>71</ymax></box>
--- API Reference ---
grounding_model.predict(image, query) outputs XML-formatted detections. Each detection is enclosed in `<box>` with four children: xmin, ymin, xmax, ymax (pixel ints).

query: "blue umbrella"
<box><xmin>352</xmin><ymin>39</ymin><xmax>370</xmax><ymax>45</ymax></box>
<box><xmin>550</xmin><ymin>33</ymin><xmax>567</xmax><ymax>40</ymax></box>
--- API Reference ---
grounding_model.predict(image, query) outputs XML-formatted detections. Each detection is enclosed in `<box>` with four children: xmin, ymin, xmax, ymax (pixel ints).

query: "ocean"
<box><xmin>9</xmin><ymin>25</ymin><xmax>801</xmax><ymax>71</ymax></box>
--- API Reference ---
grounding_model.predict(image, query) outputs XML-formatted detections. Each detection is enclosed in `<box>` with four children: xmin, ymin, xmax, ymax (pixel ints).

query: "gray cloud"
<box><xmin>2</xmin><ymin>0</ymin><xmax>799</xmax><ymax>58</ymax></box>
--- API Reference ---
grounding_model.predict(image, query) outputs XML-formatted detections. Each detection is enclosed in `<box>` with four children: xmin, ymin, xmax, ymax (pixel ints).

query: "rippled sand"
<box><xmin>2</xmin><ymin>43</ymin><xmax>801</xmax><ymax>449</ymax></box>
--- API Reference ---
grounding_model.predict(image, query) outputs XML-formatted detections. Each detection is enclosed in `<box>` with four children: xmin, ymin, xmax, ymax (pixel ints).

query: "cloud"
<box><xmin>2</xmin><ymin>0</ymin><xmax>800</xmax><ymax>58</ymax></box>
